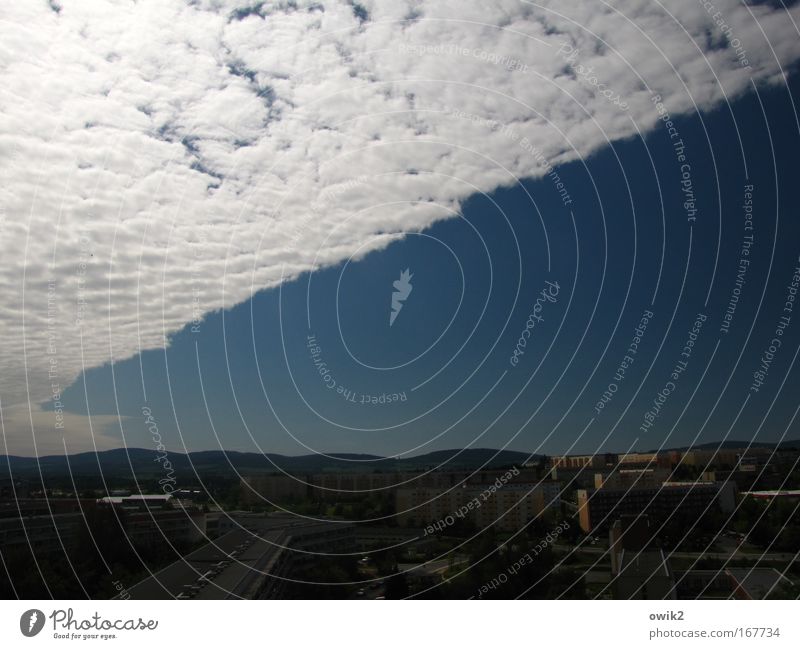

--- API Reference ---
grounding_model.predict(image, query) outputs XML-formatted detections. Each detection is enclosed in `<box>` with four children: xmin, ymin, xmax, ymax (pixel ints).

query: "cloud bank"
<box><xmin>1</xmin><ymin>0</ymin><xmax>799</xmax><ymax>452</ymax></box>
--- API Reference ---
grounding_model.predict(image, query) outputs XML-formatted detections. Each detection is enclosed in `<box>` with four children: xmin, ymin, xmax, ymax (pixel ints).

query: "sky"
<box><xmin>1</xmin><ymin>1</ymin><xmax>800</xmax><ymax>456</ymax></box>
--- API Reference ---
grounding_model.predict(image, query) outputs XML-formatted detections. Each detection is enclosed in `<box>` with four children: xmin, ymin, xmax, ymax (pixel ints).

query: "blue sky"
<box><xmin>57</xmin><ymin>75</ymin><xmax>800</xmax><ymax>457</ymax></box>
<box><xmin>5</xmin><ymin>1</ymin><xmax>800</xmax><ymax>457</ymax></box>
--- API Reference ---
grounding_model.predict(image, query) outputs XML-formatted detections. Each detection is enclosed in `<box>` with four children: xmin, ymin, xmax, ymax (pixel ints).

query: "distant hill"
<box><xmin>644</xmin><ymin>440</ymin><xmax>800</xmax><ymax>453</ymax></box>
<box><xmin>0</xmin><ymin>447</ymin><xmax>537</xmax><ymax>480</ymax></box>
<box><xmin>4</xmin><ymin>441</ymin><xmax>795</xmax><ymax>482</ymax></box>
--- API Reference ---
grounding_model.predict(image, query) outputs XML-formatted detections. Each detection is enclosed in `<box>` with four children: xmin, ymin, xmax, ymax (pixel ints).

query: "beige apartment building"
<box><xmin>395</xmin><ymin>481</ymin><xmax>562</xmax><ymax>532</ymax></box>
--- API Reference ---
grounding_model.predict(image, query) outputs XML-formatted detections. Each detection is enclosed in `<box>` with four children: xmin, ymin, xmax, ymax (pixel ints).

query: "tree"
<box><xmin>385</xmin><ymin>574</ymin><xmax>410</xmax><ymax>599</ymax></box>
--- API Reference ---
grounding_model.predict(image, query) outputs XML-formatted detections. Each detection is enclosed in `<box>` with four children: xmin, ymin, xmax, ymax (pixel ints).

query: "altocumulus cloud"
<box><xmin>0</xmin><ymin>0</ymin><xmax>799</xmax><ymax>453</ymax></box>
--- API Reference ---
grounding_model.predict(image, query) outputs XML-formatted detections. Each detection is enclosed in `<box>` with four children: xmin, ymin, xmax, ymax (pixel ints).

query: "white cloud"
<box><xmin>0</xmin><ymin>403</ymin><xmax>123</xmax><ymax>457</ymax></box>
<box><xmin>0</xmin><ymin>0</ymin><xmax>798</xmax><ymax>453</ymax></box>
